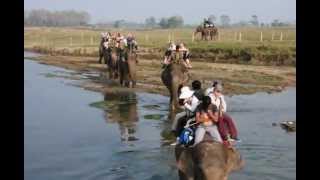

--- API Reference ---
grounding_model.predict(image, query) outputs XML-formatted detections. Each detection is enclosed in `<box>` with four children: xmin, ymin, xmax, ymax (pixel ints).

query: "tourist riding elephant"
<box><xmin>161</xmin><ymin>60</ymin><xmax>189</xmax><ymax>111</ymax></box>
<box><xmin>118</xmin><ymin>41</ymin><xmax>137</xmax><ymax>88</ymax></box>
<box><xmin>175</xmin><ymin>135</ymin><xmax>244</xmax><ymax>180</ymax></box>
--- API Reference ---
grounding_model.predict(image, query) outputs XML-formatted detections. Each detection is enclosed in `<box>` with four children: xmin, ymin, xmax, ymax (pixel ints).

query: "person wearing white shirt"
<box><xmin>208</xmin><ymin>84</ymin><xmax>239</xmax><ymax>142</ymax></box>
<box><xmin>204</xmin><ymin>80</ymin><xmax>219</xmax><ymax>97</ymax></box>
<box><xmin>171</xmin><ymin>86</ymin><xmax>200</xmax><ymax>138</ymax></box>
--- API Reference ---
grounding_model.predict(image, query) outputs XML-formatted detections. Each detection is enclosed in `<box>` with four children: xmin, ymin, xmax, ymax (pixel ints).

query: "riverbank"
<box><xmin>24</xmin><ymin>27</ymin><xmax>296</xmax><ymax>66</ymax></box>
<box><xmin>25</xmin><ymin>51</ymin><xmax>295</xmax><ymax>96</ymax></box>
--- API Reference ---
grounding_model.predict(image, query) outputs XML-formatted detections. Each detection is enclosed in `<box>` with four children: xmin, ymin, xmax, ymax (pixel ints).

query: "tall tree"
<box><xmin>114</xmin><ymin>20</ymin><xmax>125</xmax><ymax>28</ymax></box>
<box><xmin>220</xmin><ymin>15</ymin><xmax>231</xmax><ymax>27</ymax></box>
<box><xmin>145</xmin><ymin>16</ymin><xmax>157</xmax><ymax>27</ymax></box>
<box><xmin>250</xmin><ymin>15</ymin><xmax>259</xmax><ymax>26</ymax></box>
<box><xmin>167</xmin><ymin>16</ymin><xmax>184</xmax><ymax>28</ymax></box>
<box><xmin>159</xmin><ymin>18</ymin><xmax>169</xmax><ymax>28</ymax></box>
<box><xmin>208</xmin><ymin>15</ymin><xmax>216</xmax><ymax>23</ymax></box>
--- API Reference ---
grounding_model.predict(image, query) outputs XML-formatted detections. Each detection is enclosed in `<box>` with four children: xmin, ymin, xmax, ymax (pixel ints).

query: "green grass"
<box><xmin>24</xmin><ymin>26</ymin><xmax>296</xmax><ymax>66</ymax></box>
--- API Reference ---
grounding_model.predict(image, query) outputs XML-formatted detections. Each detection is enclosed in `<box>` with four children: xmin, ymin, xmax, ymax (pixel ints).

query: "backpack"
<box><xmin>178</xmin><ymin>127</ymin><xmax>195</xmax><ymax>146</ymax></box>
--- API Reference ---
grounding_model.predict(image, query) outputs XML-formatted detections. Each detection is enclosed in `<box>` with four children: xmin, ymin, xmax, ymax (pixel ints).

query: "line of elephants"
<box><xmin>99</xmin><ymin>43</ymin><xmax>137</xmax><ymax>88</ymax></box>
<box><xmin>99</xmin><ymin>40</ymin><xmax>244</xmax><ymax>180</ymax></box>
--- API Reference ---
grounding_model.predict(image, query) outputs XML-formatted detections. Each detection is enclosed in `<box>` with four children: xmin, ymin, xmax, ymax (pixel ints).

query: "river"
<box><xmin>24</xmin><ymin>52</ymin><xmax>296</xmax><ymax>180</ymax></box>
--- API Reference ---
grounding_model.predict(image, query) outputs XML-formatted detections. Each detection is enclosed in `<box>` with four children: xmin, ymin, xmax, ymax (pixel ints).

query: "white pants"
<box><xmin>194</xmin><ymin>124</ymin><xmax>222</xmax><ymax>145</ymax></box>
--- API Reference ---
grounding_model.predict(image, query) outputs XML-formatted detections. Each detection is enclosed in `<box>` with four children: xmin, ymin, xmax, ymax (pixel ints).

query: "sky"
<box><xmin>24</xmin><ymin>0</ymin><xmax>296</xmax><ymax>24</ymax></box>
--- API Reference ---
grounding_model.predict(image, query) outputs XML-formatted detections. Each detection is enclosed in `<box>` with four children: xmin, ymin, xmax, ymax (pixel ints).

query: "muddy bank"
<box><xmin>25</xmin><ymin>51</ymin><xmax>295</xmax><ymax>96</ymax></box>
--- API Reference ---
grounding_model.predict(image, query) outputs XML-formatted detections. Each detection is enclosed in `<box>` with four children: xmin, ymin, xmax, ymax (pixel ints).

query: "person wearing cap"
<box><xmin>171</xmin><ymin>86</ymin><xmax>200</xmax><ymax>145</ymax></box>
<box><xmin>209</xmin><ymin>84</ymin><xmax>239</xmax><ymax>143</ymax></box>
<box><xmin>193</xmin><ymin>96</ymin><xmax>222</xmax><ymax>146</ymax></box>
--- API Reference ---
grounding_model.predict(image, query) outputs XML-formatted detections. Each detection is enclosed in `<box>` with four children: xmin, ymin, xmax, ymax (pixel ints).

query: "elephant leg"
<box><xmin>119</xmin><ymin>73</ymin><xmax>123</xmax><ymax>85</ymax></box>
<box><xmin>109</xmin><ymin>69</ymin><xmax>113</xmax><ymax>79</ymax></box>
<box><xmin>125</xmin><ymin>80</ymin><xmax>130</xmax><ymax>88</ymax></box>
<box><xmin>99</xmin><ymin>53</ymin><xmax>103</xmax><ymax>64</ymax></box>
<box><xmin>178</xmin><ymin>169</ymin><xmax>192</xmax><ymax>180</ymax></box>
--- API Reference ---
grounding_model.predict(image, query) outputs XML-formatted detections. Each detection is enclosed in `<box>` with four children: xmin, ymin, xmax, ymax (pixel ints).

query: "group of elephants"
<box><xmin>99</xmin><ymin>30</ymin><xmax>244</xmax><ymax>180</ymax></box>
<box><xmin>99</xmin><ymin>41</ymin><xmax>137</xmax><ymax>88</ymax></box>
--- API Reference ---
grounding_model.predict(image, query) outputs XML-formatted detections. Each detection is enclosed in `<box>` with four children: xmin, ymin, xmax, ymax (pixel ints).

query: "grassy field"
<box><xmin>24</xmin><ymin>26</ymin><xmax>296</xmax><ymax>66</ymax></box>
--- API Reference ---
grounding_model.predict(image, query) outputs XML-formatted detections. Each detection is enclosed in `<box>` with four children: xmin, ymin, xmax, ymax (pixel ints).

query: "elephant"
<box><xmin>118</xmin><ymin>41</ymin><xmax>138</xmax><ymax>88</ymax></box>
<box><xmin>209</xmin><ymin>27</ymin><xmax>219</xmax><ymax>41</ymax></box>
<box><xmin>194</xmin><ymin>26</ymin><xmax>218</xmax><ymax>41</ymax></box>
<box><xmin>106</xmin><ymin>47</ymin><xmax>119</xmax><ymax>79</ymax></box>
<box><xmin>161</xmin><ymin>60</ymin><xmax>189</xmax><ymax>111</ymax></box>
<box><xmin>175</xmin><ymin>134</ymin><xmax>244</xmax><ymax>180</ymax></box>
<box><xmin>99</xmin><ymin>39</ymin><xmax>106</xmax><ymax>64</ymax></box>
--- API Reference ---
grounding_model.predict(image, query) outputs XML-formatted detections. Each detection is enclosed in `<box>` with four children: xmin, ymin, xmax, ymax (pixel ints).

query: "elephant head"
<box><xmin>175</xmin><ymin>138</ymin><xmax>244</xmax><ymax>180</ymax></box>
<box><xmin>119</xmin><ymin>44</ymin><xmax>137</xmax><ymax>88</ymax></box>
<box><xmin>161</xmin><ymin>63</ymin><xmax>189</xmax><ymax>112</ymax></box>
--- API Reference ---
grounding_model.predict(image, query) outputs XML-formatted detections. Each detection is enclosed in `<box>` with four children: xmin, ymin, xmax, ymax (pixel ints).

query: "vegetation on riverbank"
<box><xmin>25</xmin><ymin>27</ymin><xmax>296</xmax><ymax>66</ymax></box>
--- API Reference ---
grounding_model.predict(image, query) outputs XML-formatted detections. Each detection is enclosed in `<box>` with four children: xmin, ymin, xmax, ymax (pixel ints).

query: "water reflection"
<box><xmin>102</xmin><ymin>91</ymin><xmax>139</xmax><ymax>142</ymax></box>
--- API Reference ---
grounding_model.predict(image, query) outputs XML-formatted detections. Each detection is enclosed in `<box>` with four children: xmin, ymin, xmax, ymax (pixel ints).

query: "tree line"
<box><xmin>144</xmin><ymin>15</ymin><xmax>294</xmax><ymax>28</ymax></box>
<box><xmin>24</xmin><ymin>9</ymin><xmax>90</xmax><ymax>26</ymax></box>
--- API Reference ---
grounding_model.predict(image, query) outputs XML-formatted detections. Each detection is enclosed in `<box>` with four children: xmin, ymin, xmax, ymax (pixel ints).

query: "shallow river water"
<box><xmin>24</xmin><ymin>52</ymin><xmax>296</xmax><ymax>180</ymax></box>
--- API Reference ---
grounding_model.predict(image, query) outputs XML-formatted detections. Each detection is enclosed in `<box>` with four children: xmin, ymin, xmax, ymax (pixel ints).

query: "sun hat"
<box><xmin>179</xmin><ymin>86</ymin><xmax>194</xmax><ymax>99</ymax></box>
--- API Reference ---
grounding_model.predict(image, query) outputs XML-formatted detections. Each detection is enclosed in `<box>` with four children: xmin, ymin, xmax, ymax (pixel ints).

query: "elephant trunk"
<box><xmin>171</xmin><ymin>76</ymin><xmax>181</xmax><ymax>111</ymax></box>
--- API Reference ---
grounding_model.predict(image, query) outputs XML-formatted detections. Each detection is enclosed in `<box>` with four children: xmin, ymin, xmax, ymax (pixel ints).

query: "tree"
<box><xmin>271</xmin><ymin>19</ymin><xmax>280</xmax><ymax>27</ymax></box>
<box><xmin>250</xmin><ymin>15</ymin><xmax>259</xmax><ymax>26</ymax></box>
<box><xmin>167</xmin><ymin>16</ymin><xmax>184</xmax><ymax>28</ymax></box>
<box><xmin>159</xmin><ymin>18</ymin><xmax>169</xmax><ymax>28</ymax></box>
<box><xmin>145</xmin><ymin>16</ymin><xmax>157</xmax><ymax>28</ymax></box>
<box><xmin>114</xmin><ymin>20</ymin><xmax>125</xmax><ymax>28</ymax></box>
<box><xmin>220</xmin><ymin>15</ymin><xmax>231</xmax><ymax>27</ymax></box>
<box><xmin>208</xmin><ymin>15</ymin><xmax>216</xmax><ymax>23</ymax></box>
<box><xmin>24</xmin><ymin>9</ymin><xmax>91</xmax><ymax>26</ymax></box>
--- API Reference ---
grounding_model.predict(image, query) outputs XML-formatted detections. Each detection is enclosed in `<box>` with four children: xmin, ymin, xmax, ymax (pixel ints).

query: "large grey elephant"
<box><xmin>106</xmin><ymin>47</ymin><xmax>119</xmax><ymax>79</ymax></box>
<box><xmin>175</xmin><ymin>135</ymin><xmax>244</xmax><ymax>180</ymax></box>
<box><xmin>119</xmin><ymin>41</ymin><xmax>138</xmax><ymax>88</ymax></box>
<box><xmin>161</xmin><ymin>60</ymin><xmax>189</xmax><ymax>111</ymax></box>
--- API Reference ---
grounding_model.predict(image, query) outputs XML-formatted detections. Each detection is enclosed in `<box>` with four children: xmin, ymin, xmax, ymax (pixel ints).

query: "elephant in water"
<box><xmin>105</xmin><ymin>47</ymin><xmax>119</xmax><ymax>79</ymax></box>
<box><xmin>175</xmin><ymin>134</ymin><xmax>244</xmax><ymax>180</ymax></box>
<box><xmin>161</xmin><ymin>61</ymin><xmax>189</xmax><ymax>111</ymax></box>
<box><xmin>119</xmin><ymin>41</ymin><xmax>137</xmax><ymax>88</ymax></box>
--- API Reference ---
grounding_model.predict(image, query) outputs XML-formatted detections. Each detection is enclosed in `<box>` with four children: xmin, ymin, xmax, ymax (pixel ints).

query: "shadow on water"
<box><xmin>90</xmin><ymin>91</ymin><xmax>139</xmax><ymax>142</ymax></box>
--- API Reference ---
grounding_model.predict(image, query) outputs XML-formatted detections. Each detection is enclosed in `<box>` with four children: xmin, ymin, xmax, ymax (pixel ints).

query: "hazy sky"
<box><xmin>24</xmin><ymin>0</ymin><xmax>296</xmax><ymax>24</ymax></box>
